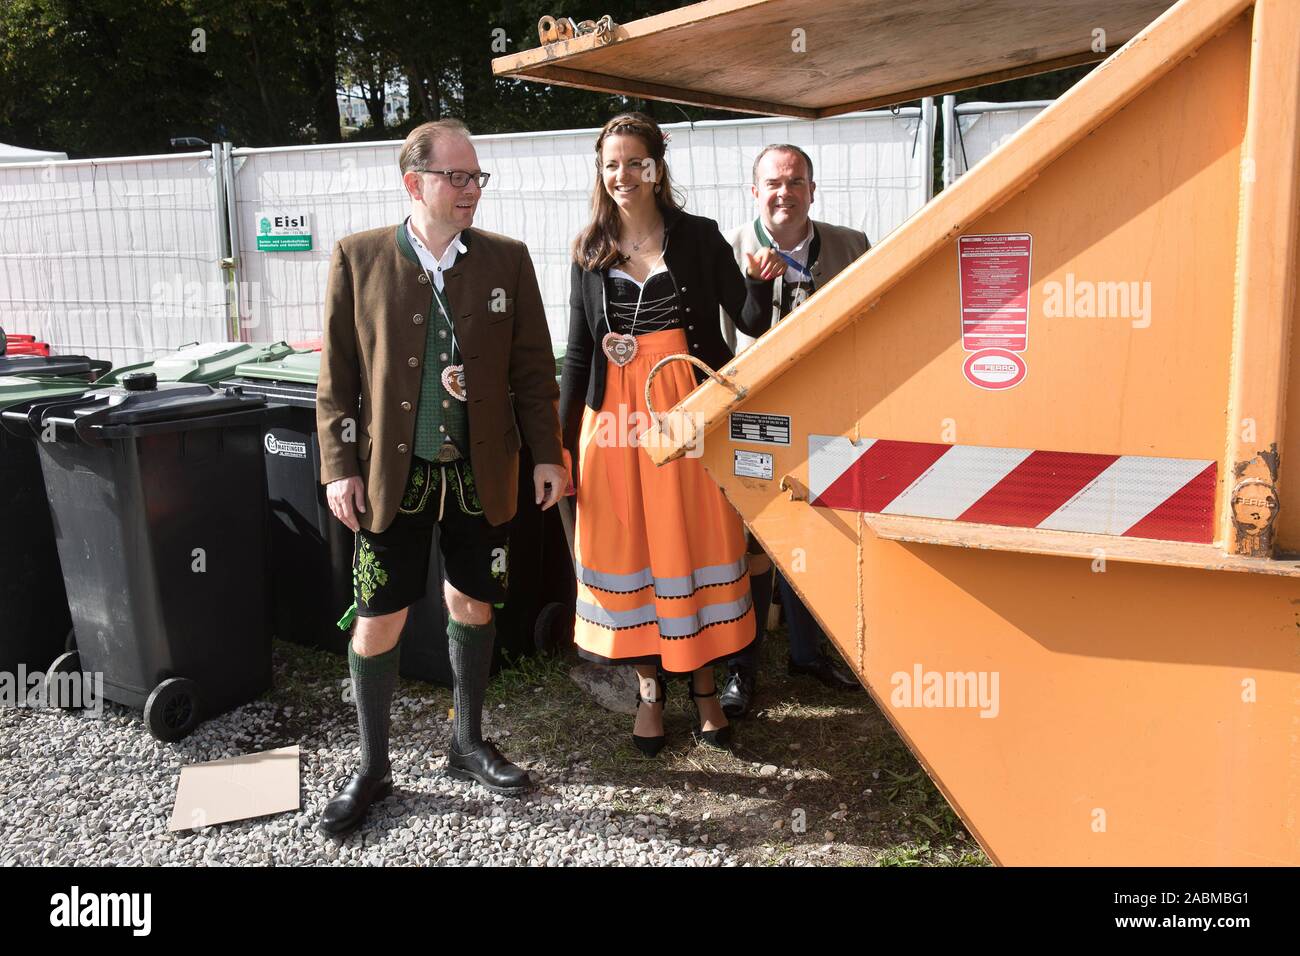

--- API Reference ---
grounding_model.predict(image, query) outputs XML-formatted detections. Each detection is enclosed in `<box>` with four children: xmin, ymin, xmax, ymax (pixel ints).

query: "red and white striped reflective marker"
<box><xmin>808</xmin><ymin>436</ymin><xmax>1217</xmax><ymax>543</ymax></box>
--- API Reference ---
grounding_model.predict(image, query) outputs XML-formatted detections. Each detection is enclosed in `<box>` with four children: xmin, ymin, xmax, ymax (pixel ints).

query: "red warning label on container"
<box><xmin>958</xmin><ymin>234</ymin><xmax>1032</xmax><ymax>351</ymax></box>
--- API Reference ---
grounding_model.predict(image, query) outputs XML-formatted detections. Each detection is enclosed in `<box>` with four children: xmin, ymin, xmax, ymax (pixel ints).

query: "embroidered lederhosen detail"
<box><xmin>398</xmin><ymin>458</ymin><xmax>436</xmax><ymax>514</ymax></box>
<box><xmin>354</xmin><ymin>536</ymin><xmax>389</xmax><ymax>606</ymax></box>
<box><xmin>452</xmin><ymin>460</ymin><xmax>484</xmax><ymax>516</ymax></box>
<box><xmin>397</xmin><ymin>457</ymin><xmax>484</xmax><ymax>521</ymax></box>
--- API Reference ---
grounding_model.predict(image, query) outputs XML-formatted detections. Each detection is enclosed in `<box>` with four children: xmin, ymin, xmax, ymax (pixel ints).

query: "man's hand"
<box><xmin>745</xmin><ymin>248</ymin><xmax>788</xmax><ymax>281</ymax></box>
<box><xmin>535</xmin><ymin>463</ymin><xmax>569</xmax><ymax>510</ymax></box>
<box><xmin>327</xmin><ymin>476</ymin><xmax>367</xmax><ymax>532</ymax></box>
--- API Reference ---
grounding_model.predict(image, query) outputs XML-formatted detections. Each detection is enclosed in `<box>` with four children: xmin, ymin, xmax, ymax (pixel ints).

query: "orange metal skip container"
<box><xmin>641</xmin><ymin>0</ymin><xmax>1300</xmax><ymax>864</ymax></box>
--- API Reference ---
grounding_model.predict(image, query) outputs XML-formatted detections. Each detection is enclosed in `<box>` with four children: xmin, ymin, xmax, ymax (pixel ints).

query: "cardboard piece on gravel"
<box><xmin>168</xmin><ymin>745</ymin><xmax>301</xmax><ymax>831</ymax></box>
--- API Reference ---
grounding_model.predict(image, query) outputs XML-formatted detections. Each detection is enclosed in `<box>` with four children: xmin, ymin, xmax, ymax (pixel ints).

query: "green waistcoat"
<box><xmin>413</xmin><ymin>282</ymin><xmax>470</xmax><ymax>460</ymax></box>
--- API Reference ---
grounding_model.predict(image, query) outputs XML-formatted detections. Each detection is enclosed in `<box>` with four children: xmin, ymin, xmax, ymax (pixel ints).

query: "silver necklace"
<box><xmin>623</xmin><ymin>219</ymin><xmax>663</xmax><ymax>254</ymax></box>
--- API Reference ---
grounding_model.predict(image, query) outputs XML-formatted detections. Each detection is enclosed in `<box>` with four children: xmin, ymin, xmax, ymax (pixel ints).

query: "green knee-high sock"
<box><xmin>348</xmin><ymin>640</ymin><xmax>401</xmax><ymax>778</ymax></box>
<box><xmin>447</xmin><ymin>618</ymin><xmax>495</xmax><ymax>753</ymax></box>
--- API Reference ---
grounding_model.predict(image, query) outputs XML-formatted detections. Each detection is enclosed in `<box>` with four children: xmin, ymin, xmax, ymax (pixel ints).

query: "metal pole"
<box><xmin>920</xmin><ymin>97</ymin><xmax>936</xmax><ymax>201</ymax></box>
<box><xmin>209</xmin><ymin>143</ymin><xmax>235</xmax><ymax>341</ymax></box>
<box><xmin>941</xmin><ymin>95</ymin><xmax>958</xmax><ymax>188</ymax></box>
<box><xmin>953</xmin><ymin>100</ymin><xmax>1054</xmax><ymax>115</ymax></box>
<box><xmin>221</xmin><ymin>142</ymin><xmax>244</xmax><ymax>342</ymax></box>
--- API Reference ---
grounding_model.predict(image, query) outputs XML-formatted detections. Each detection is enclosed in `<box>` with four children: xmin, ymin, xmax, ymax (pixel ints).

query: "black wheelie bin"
<box><xmin>2</xmin><ymin>372</ymin><xmax>286</xmax><ymax>741</ymax></box>
<box><xmin>0</xmin><ymin>346</ymin><xmax>113</xmax><ymax>677</ymax></box>
<box><xmin>218</xmin><ymin>350</ymin><xmax>354</xmax><ymax>655</ymax></box>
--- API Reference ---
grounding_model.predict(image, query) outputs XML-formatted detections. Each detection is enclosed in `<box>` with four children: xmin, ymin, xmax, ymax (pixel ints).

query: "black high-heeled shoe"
<box><xmin>632</xmin><ymin>675</ymin><xmax>668</xmax><ymax>757</ymax></box>
<box><xmin>688</xmin><ymin>678</ymin><xmax>733</xmax><ymax>751</ymax></box>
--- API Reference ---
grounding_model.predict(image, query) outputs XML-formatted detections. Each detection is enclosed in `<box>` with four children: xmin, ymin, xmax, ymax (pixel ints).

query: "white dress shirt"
<box><xmin>405</xmin><ymin>218</ymin><xmax>466</xmax><ymax>294</ymax></box>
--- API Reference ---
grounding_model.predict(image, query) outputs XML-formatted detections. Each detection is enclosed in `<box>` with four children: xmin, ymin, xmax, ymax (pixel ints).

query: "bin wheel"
<box><xmin>144</xmin><ymin>678</ymin><xmax>201</xmax><ymax>742</ymax></box>
<box><xmin>534</xmin><ymin>602</ymin><xmax>574</xmax><ymax>656</ymax></box>
<box><xmin>45</xmin><ymin>651</ymin><xmax>83</xmax><ymax>711</ymax></box>
<box><xmin>64</xmin><ymin>628</ymin><xmax>77</xmax><ymax>653</ymax></box>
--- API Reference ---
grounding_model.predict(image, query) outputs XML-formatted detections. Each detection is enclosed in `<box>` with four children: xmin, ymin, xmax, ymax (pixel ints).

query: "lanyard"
<box><xmin>754</xmin><ymin>218</ymin><xmax>813</xmax><ymax>280</ymax></box>
<box><xmin>421</xmin><ymin>268</ymin><xmax>460</xmax><ymax>363</ymax></box>
<box><xmin>407</xmin><ymin>219</ymin><xmax>462</xmax><ymax>361</ymax></box>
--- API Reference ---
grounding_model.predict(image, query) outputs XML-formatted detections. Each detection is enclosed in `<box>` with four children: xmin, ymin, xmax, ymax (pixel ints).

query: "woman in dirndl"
<box><xmin>559</xmin><ymin>113</ymin><xmax>782</xmax><ymax>755</ymax></box>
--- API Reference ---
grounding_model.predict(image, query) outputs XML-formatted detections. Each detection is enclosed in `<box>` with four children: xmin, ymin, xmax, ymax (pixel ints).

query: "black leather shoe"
<box><xmin>719</xmin><ymin>670</ymin><xmax>756</xmax><ymax>719</ymax></box>
<box><xmin>788</xmin><ymin>654</ymin><xmax>862</xmax><ymax>691</ymax></box>
<box><xmin>318</xmin><ymin>769</ymin><xmax>393</xmax><ymax>836</ymax></box>
<box><xmin>446</xmin><ymin>739</ymin><xmax>534</xmax><ymax>795</ymax></box>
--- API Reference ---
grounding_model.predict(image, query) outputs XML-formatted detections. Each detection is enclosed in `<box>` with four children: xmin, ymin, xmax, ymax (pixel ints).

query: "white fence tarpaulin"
<box><xmin>231</xmin><ymin>107</ymin><xmax>935</xmax><ymax>348</ymax></box>
<box><xmin>941</xmin><ymin>98</ymin><xmax>1053</xmax><ymax>187</ymax></box>
<box><xmin>0</xmin><ymin>152</ymin><xmax>225</xmax><ymax>366</ymax></box>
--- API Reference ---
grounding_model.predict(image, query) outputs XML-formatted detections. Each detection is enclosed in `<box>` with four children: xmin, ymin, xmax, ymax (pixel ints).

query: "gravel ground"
<box><xmin>0</xmin><ymin>636</ymin><xmax>988</xmax><ymax>867</ymax></box>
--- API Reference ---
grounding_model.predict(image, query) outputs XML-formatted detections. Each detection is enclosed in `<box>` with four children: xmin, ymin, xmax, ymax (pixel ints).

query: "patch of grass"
<box><xmin>876</xmin><ymin>842</ymin><xmax>933</xmax><ymax>866</ymax></box>
<box><xmin>875</xmin><ymin>840</ymin><xmax>990</xmax><ymax>867</ymax></box>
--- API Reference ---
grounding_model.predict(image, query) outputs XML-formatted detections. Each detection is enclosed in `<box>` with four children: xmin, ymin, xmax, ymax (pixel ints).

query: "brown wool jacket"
<box><xmin>317</xmin><ymin>223</ymin><xmax>563</xmax><ymax>532</ymax></box>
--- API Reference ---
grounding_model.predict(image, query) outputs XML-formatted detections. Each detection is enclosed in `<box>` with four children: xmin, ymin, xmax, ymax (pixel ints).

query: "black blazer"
<box><xmin>560</xmin><ymin>207</ymin><xmax>768</xmax><ymax>456</ymax></box>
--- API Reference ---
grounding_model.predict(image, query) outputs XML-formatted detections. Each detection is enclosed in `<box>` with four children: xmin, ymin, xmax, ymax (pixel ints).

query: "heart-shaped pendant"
<box><xmin>441</xmin><ymin>364</ymin><xmax>468</xmax><ymax>401</ymax></box>
<box><xmin>602</xmin><ymin>332</ymin><xmax>638</xmax><ymax>368</ymax></box>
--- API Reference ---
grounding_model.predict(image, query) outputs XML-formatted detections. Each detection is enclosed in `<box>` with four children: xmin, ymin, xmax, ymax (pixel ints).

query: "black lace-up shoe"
<box><xmin>719</xmin><ymin>670</ymin><xmax>756</xmax><ymax>719</ymax></box>
<box><xmin>318</xmin><ymin>770</ymin><xmax>393</xmax><ymax>836</ymax></box>
<box><xmin>446</xmin><ymin>739</ymin><xmax>534</xmax><ymax>795</ymax></box>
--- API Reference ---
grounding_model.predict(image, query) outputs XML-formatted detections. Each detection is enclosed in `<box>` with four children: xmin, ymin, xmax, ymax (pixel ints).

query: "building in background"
<box><xmin>337</xmin><ymin>90</ymin><xmax>409</xmax><ymax>132</ymax></box>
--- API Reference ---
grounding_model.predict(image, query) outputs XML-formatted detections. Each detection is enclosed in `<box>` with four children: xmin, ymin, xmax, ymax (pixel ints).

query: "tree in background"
<box><xmin>338</xmin><ymin>0</ymin><xmax>400</xmax><ymax>135</ymax></box>
<box><xmin>0</xmin><ymin>0</ymin><xmax>217</xmax><ymax>155</ymax></box>
<box><xmin>0</xmin><ymin>0</ymin><xmax>1093</xmax><ymax>158</ymax></box>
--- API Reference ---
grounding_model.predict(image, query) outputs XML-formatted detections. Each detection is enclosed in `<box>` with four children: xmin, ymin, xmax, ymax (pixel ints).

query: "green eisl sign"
<box><xmin>256</xmin><ymin>211</ymin><xmax>313</xmax><ymax>252</ymax></box>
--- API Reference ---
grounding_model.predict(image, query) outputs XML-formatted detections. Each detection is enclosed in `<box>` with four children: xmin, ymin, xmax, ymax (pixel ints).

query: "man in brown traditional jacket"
<box><xmin>315</xmin><ymin>119</ymin><xmax>568</xmax><ymax>835</ymax></box>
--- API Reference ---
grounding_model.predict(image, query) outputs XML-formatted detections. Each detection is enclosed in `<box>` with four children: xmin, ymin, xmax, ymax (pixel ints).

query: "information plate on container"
<box><xmin>734</xmin><ymin>449</ymin><xmax>773</xmax><ymax>480</ymax></box>
<box><xmin>256</xmin><ymin>211</ymin><xmax>313</xmax><ymax>252</ymax></box>
<box><xmin>730</xmin><ymin>412</ymin><xmax>790</xmax><ymax>445</ymax></box>
<box><xmin>958</xmin><ymin>234</ymin><xmax>1032</xmax><ymax>351</ymax></box>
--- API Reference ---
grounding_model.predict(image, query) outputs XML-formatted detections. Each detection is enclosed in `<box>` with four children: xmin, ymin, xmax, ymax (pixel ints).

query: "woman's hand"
<box><xmin>744</xmin><ymin>248</ymin><xmax>788</xmax><ymax>281</ymax></box>
<box><xmin>562</xmin><ymin>447</ymin><xmax>575</xmax><ymax>495</ymax></box>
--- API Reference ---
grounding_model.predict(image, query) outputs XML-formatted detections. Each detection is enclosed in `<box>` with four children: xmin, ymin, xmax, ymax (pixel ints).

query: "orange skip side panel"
<box><xmin>698</xmin><ymin>13</ymin><xmax>1300</xmax><ymax>864</ymax></box>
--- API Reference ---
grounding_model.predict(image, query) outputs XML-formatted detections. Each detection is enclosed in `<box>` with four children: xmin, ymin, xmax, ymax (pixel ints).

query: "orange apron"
<box><xmin>573</xmin><ymin>329</ymin><xmax>755</xmax><ymax>674</ymax></box>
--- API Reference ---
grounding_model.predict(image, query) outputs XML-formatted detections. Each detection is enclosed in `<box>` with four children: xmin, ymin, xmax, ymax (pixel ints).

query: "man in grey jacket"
<box><xmin>720</xmin><ymin>143</ymin><xmax>869</xmax><ymax>718</ymax></box>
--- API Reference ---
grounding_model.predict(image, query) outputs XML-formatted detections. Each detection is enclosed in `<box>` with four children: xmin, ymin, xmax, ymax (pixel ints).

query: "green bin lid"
<box><xmin>0</xmin><ymin>375</ymin><xmax>93</xmax><ymax>411</ymax></box>
<box><xmin>98</xmin><ymin>341</ymin><xmax>295</xmax><ymax>386</ymax></box>
<box><xmin>232</xmin><ymin>349</ymin><xmax>321</xmax><ymax>384</ymax></box>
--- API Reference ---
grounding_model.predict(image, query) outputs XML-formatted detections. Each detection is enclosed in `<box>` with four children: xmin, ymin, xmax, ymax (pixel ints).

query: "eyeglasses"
<box><xmin>413</xmin><ymin>168</ymin><xmax>490</xmax><ymax>189</ymax></box>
